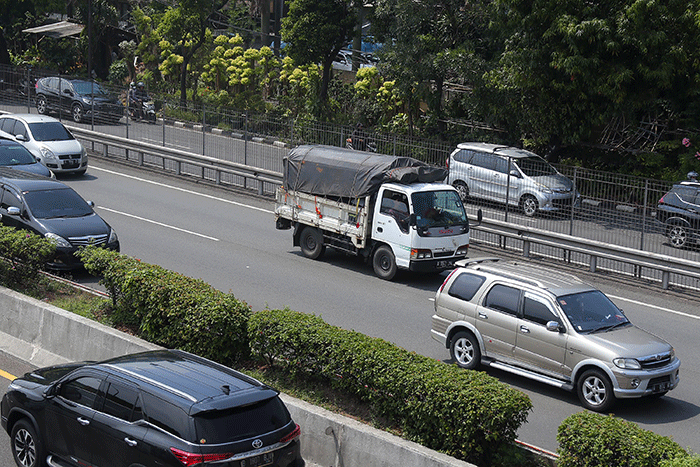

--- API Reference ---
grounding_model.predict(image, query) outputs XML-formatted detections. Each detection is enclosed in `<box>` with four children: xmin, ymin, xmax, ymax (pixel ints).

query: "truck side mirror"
<box><xmin>409</xmin><ymin>213</ymin><xmax>416</xmax><ymax>227</ymax></box>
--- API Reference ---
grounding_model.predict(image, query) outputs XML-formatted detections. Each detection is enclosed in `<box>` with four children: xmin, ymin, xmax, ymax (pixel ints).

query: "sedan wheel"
<box><xmin>72</xmin><ymin>104</ymin><xmax>84</xmax><ymax>123</ymax></box>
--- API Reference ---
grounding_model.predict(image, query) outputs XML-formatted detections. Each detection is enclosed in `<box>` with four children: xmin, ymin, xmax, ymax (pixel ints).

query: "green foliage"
<box><xmin>557</xmin><ymin>412</ymin><xmax>689</xmax><ymax>467</ymax></box>
<box><xmin>248</xmin><ymin>309</ymin><xmax>532</xmax><ymax>466</ymax></box>
<box><xmin>108</xmin><ymin>59</ymin><xmax>129</xmax><ymax>85</ymax></box>
<box><xmin>661</xmin><ymin>454</ymin><xmax>700</xmax><ymax>467</ymax></box>
<box><xmin>77</xmin><ymin>247</ymin><xmax>251</xmax><ymax>366</ymax></box>
<box><xmin>0</xmin><ymin>226</ymin><xmax>55</xmax><ymax>288</ymax></box>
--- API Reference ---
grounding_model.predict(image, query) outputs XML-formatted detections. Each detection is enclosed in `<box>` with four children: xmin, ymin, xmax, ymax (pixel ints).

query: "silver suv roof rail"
<box><xmin>454</xmin><ymin>257</ymin><xmax>501</xmax><ymax>268</ymax></box>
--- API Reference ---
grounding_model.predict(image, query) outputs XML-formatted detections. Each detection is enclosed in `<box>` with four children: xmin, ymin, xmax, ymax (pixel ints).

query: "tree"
<box><xmin>156</xmin><ymin>0</ymin><xmax>227</xmax><ymax>106</ymax></box>
<box><xmin>281</xmin><ymin>0</ymin><xmax>356</xmax><ymax>116</ymax></box>
<box><xmin>486</xmin><ymin>0</ymin><xmax>700</xmax><ymax>151</ymax></box>
<box><xmin>371</xmin><ymin>0</ymin><xmax>491</xmax><ymax>136</ymax></box>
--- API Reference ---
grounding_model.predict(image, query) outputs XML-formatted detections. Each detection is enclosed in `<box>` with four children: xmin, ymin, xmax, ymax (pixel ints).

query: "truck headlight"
<box><xmin>613</xmin><ymin>358</ymin><xmax>642</xmax><ymax>370</ymax></box>
<box><xmin>410</xmin><ymin>248</ymin><xmax>433</xmax><ymax>259</ymax></box>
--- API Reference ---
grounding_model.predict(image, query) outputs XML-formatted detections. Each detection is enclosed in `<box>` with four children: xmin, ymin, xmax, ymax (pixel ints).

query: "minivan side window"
<box><xmin>454</xmin><ymin>149</ymin><xmax>473</xmax><ymax>164</ymax></box>
<box><xmin>493</xmin><ymin>157</ymin><xmax>508</xmax><ymax>174</ymax></box>
<box><xmin>448</xmin><ymin>273</ymin><xmax>486</xmax><ymax>302</ymax></box>
<box><xmin>484</xmin><ymin>284</ymin><xmax>520</xmax><ymax>315</ymax></box>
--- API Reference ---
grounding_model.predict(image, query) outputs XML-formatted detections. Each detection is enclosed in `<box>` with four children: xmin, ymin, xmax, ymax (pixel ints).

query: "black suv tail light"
<box><xmin>280</xmin><ymin>424</ymin><xmax>301</xmax><ymax>443</ymax></box>
<box><xmin>170</xmin><ymin>448</ymin><xmax>233</xmax><ymax>466</ymax></box>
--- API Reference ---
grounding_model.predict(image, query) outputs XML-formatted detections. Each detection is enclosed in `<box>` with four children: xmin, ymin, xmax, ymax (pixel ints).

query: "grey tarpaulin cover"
<box><xmin>283</xmin><ymin>145</ymin><xmax>448</xmax><ymax>199</ymax></box>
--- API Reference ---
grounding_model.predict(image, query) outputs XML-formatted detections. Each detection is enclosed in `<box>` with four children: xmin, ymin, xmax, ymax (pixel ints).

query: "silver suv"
<box><xmin>447</xmin><ymin>142</ymin><xmax>578</xmax><ymax>216</ymax></box>
<box><xmin>431</xmin><ymin>258</ymin><xmax>680</xmax><ymax>412</ymax></box>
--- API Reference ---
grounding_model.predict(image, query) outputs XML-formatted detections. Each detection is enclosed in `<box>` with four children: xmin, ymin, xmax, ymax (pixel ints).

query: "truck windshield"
<box><xmin>412</xmin><ymin>190</ymin><xmax>468</xmax><ymax>231</ymax></box>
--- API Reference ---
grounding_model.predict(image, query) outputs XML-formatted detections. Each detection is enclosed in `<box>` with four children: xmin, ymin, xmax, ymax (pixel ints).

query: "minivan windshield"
<box><xmin>194</xmin><ymin>396</ymin><xmax>291</xmax><ymax>443</ymax></box>
<box><xmin>557</xmin><ymin>290</ymin><xmax>630</xmax><ymax>334</ymax></box>
<box><xmin>28</xmin><ymin>122</ymin><xmax>74</xmax><ymax>142</ymax></box>
<box><xmin>25</xmin><ymin>187</ymin><xmax>93</xmax><ymax>219</ymax></box>
<box><xmin>516</xmin><ymin>156</ymin><xmax>558</xmax><ymax>177</ymax></box>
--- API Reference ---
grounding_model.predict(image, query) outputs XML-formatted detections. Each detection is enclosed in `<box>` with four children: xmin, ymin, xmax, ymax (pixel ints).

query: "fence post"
<box><xmin>244</xmin><ymin>111</ymin><xmax>249</xmax><ymax>189</ymax></box>
<box><xmin>202</xmin><ymin>105</ymin><xmax>206</xmax><ymax>155</ymax></box>
<box><xmin>570</xmin><ymin>167</ymin><xmax>577</xmax><ymax>235</ymax></box>
<box><xmin>640</xmin><ymin>179</ymin><xmax>649</xmax><ymax>250</ymax></box>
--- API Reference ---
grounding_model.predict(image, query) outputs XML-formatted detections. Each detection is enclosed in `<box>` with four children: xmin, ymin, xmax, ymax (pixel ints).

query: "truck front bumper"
<box><xmin>409</xmin><ymin>256</ymin><xmax>466</xmax><ymax>273</ymax></box>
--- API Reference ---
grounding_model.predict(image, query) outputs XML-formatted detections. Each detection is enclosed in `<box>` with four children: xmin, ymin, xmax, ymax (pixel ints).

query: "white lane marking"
<box><xmin>99</xmin><ymin>206</ymin><xmax>219</xmax><ymax>241</ymax></box>
<box><xmin>608</xmin><ymin>294</ymin><xmax>700</xmax><ymax>320</ymax></box>
<box><xmin>91</xmin><ymin>166</ymin><xmax>271</xmax><ymax>213</ymax></box>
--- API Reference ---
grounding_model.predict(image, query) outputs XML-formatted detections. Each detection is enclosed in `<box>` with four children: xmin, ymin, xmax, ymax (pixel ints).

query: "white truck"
<box><xmin>275</xmin><ymin>145</ymin><xmax>481</xmax><ymax>280</ymax></box>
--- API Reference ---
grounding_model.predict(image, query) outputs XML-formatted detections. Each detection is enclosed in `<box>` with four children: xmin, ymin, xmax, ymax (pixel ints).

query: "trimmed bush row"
<box><xmin>248</xmin><ymin>308</ymin><xmax>532</xmax><ymax>465</ymax></box>
<box><xmin>557</xmin><ymin>412</ymin><xmax>699</xmax><ymax>467</ymax></box>
<box><xmin>77</xmin><ymin>247</ymin><xmax>251</xmax><ymax>365</ymax></box>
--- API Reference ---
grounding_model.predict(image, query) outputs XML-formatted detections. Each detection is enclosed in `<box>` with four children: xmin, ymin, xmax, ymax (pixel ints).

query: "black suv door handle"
<box><xmin>77</xmin><ymin>417</ymin><xmax>90</xmax><ymax>426</ymax></box>
<box><xmin>124</xmin><ymin>438</ymin><xmax>137</xmax><ymax>447</ymax></box>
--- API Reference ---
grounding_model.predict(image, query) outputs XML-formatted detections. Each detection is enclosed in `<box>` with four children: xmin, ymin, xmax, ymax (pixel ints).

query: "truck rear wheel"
<box><xmin>300</xmin><ymin>226</ymin><xmax>325</xmax><ymax>259</ymax></box>
<box><xmin>373</xmin><ymin>245</ymin><xmax>397</xmax><ymax>280</ymax></box>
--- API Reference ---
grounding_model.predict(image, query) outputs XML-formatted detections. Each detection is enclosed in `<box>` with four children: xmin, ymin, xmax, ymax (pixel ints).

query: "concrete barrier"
<box><xmin>0</xmin><ymin>286</ymin><xmax>474</xmax><ymax>467</ymax></box>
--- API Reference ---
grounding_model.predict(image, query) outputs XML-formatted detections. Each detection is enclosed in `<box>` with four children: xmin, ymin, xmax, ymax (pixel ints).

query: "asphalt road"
<box><xmin>62</xmin><ymin>158</ymin><xmax>700</xmax><ymax>454</ymax></box>
<box><xmin>1</xmin><ymin>156</ymin><xmax>699</xmax><ymax>465</ymax></box>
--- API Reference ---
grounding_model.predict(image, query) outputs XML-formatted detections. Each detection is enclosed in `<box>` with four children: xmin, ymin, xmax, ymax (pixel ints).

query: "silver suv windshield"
<box><xmin>557</xmin><ymin>290</ymin><xmax>630</xmax><ymax>334</ymax></box>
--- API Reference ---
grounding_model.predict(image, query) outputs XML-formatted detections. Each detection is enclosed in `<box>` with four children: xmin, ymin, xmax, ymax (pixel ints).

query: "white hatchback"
<box><xmin>0</xmin><ymin>113</ymin><xmax>88</xmax><ymax>175</ymax></box>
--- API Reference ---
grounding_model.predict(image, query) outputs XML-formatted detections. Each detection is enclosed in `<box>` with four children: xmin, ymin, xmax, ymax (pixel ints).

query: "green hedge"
<box><xmin>557</xmin><ymin>412</ymin><xmax>693</xmax><ymax>467</ymax></box>
<box><xmin>248</xmin><ymin>309</ymin><xmax>532</xmax><ymax>466</ymax></box>
<box><xmin>77</xmin><ymin>247</ymin><xmax>251</xmax><ymax>365</ymax></box>
<box><xmin>0</xmin><ymin>226</ymin><xmax>55</xmax><ymax>288</ymax></box>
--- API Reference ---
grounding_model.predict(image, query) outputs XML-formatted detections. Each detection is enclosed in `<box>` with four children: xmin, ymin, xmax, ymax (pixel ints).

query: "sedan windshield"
<box><xmin>24</xmin><ymin>188</ymin><xmax>93</xmax><ymax>219</ymax></box>
<box><xmin>0</xmin><ymin>145</ymin><xmax>37</xmax><ymax>165</ymax></box>
<box><xmin>28</xmin><ymin>122</ymin><xmax>74</xmax><ymax>142</ymax></box>
<box><xmin>557</xmin><ymin>290</ymin><xmax>630</xmax><ymax>333</ymax></box>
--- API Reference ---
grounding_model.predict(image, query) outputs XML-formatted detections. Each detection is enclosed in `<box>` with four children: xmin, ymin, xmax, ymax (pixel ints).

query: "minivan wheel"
<box><xmin>11</xmin><ymin>419</ymin><xmax>44</xmax><ymax>467</ymax></box>
<box><xmin>299</xmin><ymin>226</ymin><xmax>325</xmax><ymax>259</ymax></box>
<box><xmin>577</xmin><ymin>369</ymin><xmax>615</xmax><ymax>412</ymax></box>
<box><xmin>36</xmin><ymin>96</ymin><xmax>47</xmax><ymax>115</ymax></box>
<box><xmin>449</xmin><ymin>331</ymin><xmax>481</xmax><ymax>370</ymax></box>
<box><xmin>453</xmin><ymin>181</ymin><xmax>469</xmax><ymax>202</ymax></box>
<box><xmin>72</xmin><ymin>104</ymin><xmax>84</xmax><ymax>123</ymax></box>
<box><xmin>667</xmin><ymin>221</ymin><xmax>689</xmax><ymax>248</ymax></box>
<box><xmin>520</xmin><ymin>195</ymin><xmax>539</xmax><ymax>217</ymax></box>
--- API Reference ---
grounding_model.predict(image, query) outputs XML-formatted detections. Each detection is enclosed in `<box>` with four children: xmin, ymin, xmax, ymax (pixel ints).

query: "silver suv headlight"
<box><xmin>613</xmin><ymin>358</ymin><xmax>642</xmax><ymax>370</ymax></box>
<box><xmin>45</xmin><ymin>232</ymin><xmax>72</xmax><ymax>248</ymax></box>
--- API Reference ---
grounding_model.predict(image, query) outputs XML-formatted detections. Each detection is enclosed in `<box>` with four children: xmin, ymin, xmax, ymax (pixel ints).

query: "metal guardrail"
<box><xmin>69</xmin><ymin>125</ymin><xmax>700</xmax><ymax>290</ymax></box>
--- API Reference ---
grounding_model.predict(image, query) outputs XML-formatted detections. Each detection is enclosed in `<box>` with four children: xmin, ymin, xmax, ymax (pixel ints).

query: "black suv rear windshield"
<box><xmin>194</xmin><ymin>397</ymin><xmax>291</xmax><ymax>444</ymax></box>
<box><xmin>28</xmin><ymin>122</ymin><xmax>74</xmax><ymax>142</ymax></box>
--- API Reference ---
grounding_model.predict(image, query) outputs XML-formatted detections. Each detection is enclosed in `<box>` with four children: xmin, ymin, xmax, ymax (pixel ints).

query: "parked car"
<box><xmin>0</xmin><ymin>114</ymin><xmax>88</xmax><ymax>175</ymax></box>
<box><xmin>0</xmin><ymin>137</ymin><xmax>54</xmax><ymax>178</ymax></box>
<box><xmin>35</xmin><ymin>77</ymin><xmax>123</xmax><ymax>124</ymax></box>
<box><xmin>431</xmin><ymin>257</ymin><xmax>680</xmax><ymax>412</ymax></box>
<box><xmin>447</xmin><ymin>142</ymin><xmax>579</xmax><ymax>216</ymax></box>
<box><xmin>1</xmin><ymin>349</ymin><xmax>305</xmax><ymax>467</ymax></box>
<box><xmin>656</xmin><ymin>180</ymin><xmax>700</xmax><ymax>248</ymax></box>
<box><xmin>0</xmin><ymin>168</ymin><xmax>119</xmax><ymax>269</ymax></box>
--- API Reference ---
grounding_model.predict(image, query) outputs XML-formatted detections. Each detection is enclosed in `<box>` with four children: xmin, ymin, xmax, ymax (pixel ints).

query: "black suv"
<box><xmin>35</xmin><ymin>77</ymin><xmax>123</xmax><ymax>124</ymax></box>
<box><xmin>0</xmin><ymin>167</ymin><xmax>119</xmax><ymax>269</ymax></box>
<box><xmin>656</xmin><ymin>180</ymin><xmax>700</xmax><ymax>248</ymax></box>
<box><xmin>1</xmin><ymin>350</ymin><xmax>305</xmax><ymax>467</ymax></box>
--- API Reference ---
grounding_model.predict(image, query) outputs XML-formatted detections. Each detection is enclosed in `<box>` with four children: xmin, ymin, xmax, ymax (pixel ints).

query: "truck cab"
<box><xmin>371</xmin><ymin>183</ymin><xmax>473</xmax><ymax>279</ymax></box>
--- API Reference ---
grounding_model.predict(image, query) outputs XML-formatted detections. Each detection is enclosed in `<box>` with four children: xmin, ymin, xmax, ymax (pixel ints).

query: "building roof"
<box><xmin>22</xmin><ymin>21</ymin><xmax>84</xmax><ymax>39</ymax></box>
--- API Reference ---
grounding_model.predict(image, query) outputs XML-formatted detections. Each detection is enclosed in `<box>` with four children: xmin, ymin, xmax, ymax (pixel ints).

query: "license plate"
<box><xmin>436</xmin><ymin>260</ymin><xmax>452</xmax><ymax>269</ymax></box>
<box><xmin>62</xmin><ymin>161</ymin><xmax>80</xmax><ymax>169</ymax></box>
<box><xmin>651</xmin><ymin>382</ymin><xmax>670</xmax><ymax>393</ymax></box>
<box><xmin>240</xmin><ymin>452</ymin><xmax>274</xmax><ymax>467</ymax></box>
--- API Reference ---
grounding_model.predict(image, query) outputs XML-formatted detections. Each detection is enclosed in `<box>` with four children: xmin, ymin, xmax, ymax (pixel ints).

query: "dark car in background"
<box><xmin>35</xmin><ymin>77</ymin><xmax>123</xmax><ymax>124</ymax></box>
<box><xmin>1</xmin><ymin>349</ymin><xmax>305</xmax><ymax>467</ymax></box>
<box><xmin>657</xmin><ymin>180</ymin><xmax>700</xmax><ymax>248</ymax></box>
<box><xmin>0</xmin><ymin>137</ymin><xmax>54</xmax><ymax>178</ymax></box>
<box><xmin>0</xmin><ymin>167</ymin><xmax>118</xmax><ymax>269</ymax></box>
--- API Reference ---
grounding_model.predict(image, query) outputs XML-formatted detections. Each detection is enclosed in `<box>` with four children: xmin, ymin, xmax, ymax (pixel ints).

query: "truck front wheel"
<box><xmin>300</xmin><ymin>226</ymin><xmax>325</xmax><ymax>259</ymax></box>
<box><xmin>373</xmin><ymin>245</ymin><xmax>397</xmax><ymax>280</ymax></box>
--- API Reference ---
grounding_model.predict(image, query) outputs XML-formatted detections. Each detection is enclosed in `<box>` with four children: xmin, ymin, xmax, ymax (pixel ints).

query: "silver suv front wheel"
<box><xmin>577</xmin><ymin>369</ymin><xmax>615</xmax><ymax>412</ymax></box>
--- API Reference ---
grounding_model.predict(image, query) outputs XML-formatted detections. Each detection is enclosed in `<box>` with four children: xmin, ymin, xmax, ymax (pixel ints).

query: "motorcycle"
<box><xmin>129</xmin><ymin>98</ymin><xmax>156</xmax><ymax>123</ymax></box>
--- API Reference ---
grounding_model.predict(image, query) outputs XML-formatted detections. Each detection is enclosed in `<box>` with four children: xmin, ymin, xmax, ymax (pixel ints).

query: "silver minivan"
<box><xmin>447</xmin><ymin>142</ymin><xmax>578</xmax><ymax>216</ymax></box>
<box><xmin>431</xmin><ymin>258</ymin><xmax>681</xmax><ymax>412</ymax></box>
